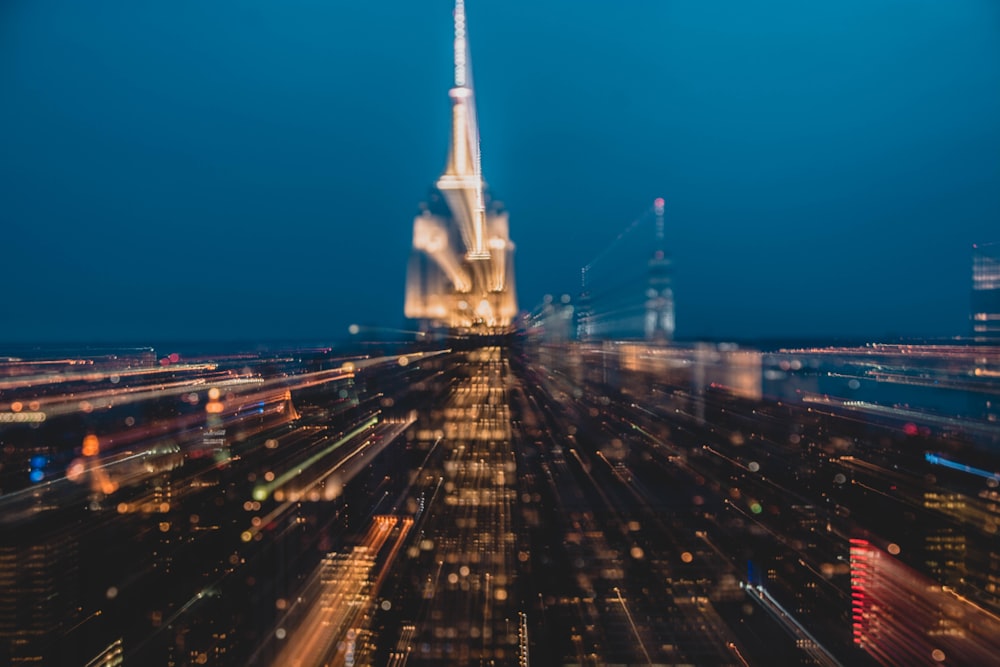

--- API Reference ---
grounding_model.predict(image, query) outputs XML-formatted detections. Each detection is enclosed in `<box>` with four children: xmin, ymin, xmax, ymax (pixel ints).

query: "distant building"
<box><xmin>971</xmin><ymin>242</ymin><xmax>1000</xmax><ymax>342</ymax></box>
<box><xmin>644</xmin><ymin>198</ymin><xmax>675</xmax><ymax>341</ymax></box>
<box><xmin>576</xmin><ymin>198</ymin><xmax>675</xmax><ymax>342</ymax></box>
<box><xmin>532</xmin><ymin>294</ymin><xmax>575</xmax><ymax>343</ymax></box>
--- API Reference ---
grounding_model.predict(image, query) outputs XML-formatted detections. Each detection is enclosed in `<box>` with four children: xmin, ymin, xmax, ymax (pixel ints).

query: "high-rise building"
<box><xmin>644</xmin><ymin>197</ymin><xmax>675</xmax><ymax>341</ymax></box>
<box><xmin>404</xmin><ymin>0</ymin><xmax>517</xmax><ymax>331</ymax></box>
<box><xmin>850</xmin><ymin>538</ymin><xmax>1000</xmax><ymax>665</ymax></box>
<box><xmin>0</xmin><ymin>523</ymin><xmax>82</xmax><ymax>664</ymax></box>
<box><xmin>971</xmin><ymin>242</ymin><xmax>1000</xmax><ymax>342</ymax></box>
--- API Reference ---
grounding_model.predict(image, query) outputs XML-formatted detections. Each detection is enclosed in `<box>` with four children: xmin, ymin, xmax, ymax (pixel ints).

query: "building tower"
<box><xmin>972</xmin><ymin>242</ymin><xmax>1000</xmax><ymax>343</ymax></box>
<box><xmin>404</xmin><ymin>0</ymin><xmax>517</xmax><ymax>331</ymax></box>
<box><xmin>644</xmin><ymin>197</ymin><xmax>674</xmax><ymax>341</ymax></box>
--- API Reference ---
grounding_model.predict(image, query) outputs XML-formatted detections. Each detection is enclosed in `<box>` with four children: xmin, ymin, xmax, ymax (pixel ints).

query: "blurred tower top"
<box><xmin>404</xmin><ymin>0</ymin><xmax>517</xmax><ymax>331</ymax></box>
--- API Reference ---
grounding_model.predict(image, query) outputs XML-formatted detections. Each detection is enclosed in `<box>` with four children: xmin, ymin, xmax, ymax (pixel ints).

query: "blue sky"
<box><xmin>2</xmin><ymin>0</ymin><xmax>998</xmax><ymax>341</ymax></box>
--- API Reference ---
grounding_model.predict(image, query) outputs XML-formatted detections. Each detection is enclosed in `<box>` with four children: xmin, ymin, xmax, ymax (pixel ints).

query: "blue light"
<box><xmin>29</xmin><ymin>469</ymin><xmax>44</xmax><ymax>483</ymax></box>
<box><xmin>30</xmin><ymin>455</ymin><xmax>47</xmax><ymax>468</ymax></box>
<box><xmin>925</xmin><ymin>452</ymin><xmax>1000</xmax><ymax>482</ymax></box>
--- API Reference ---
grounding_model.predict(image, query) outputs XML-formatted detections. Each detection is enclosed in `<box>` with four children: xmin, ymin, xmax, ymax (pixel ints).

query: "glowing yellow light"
<box><xmin>240</xmin><ymin>531</ymin><xmax>253</xmax><ymax>542</ymax></box>
<box><xmin>208</xmin><ymin>388</ymin><xmax>220</xmax><ymax>400</ymax></box>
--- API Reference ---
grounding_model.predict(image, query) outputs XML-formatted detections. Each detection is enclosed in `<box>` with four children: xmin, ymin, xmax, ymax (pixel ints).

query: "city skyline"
<box><xmin>2</xmin><ymin>4</ymin><xmax>1000</xmax><ymax>665</ymax></box>
<box><xmin>2</xmin><ymin>0</ymin><xmax>999</xmax><ymax>342</ymax></box>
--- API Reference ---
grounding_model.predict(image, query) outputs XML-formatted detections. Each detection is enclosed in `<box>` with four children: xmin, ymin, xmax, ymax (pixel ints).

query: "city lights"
<box><xmin>1</xmin><ymin>1</ymin><xmax>997</xmax><ymax>665</ymax></box>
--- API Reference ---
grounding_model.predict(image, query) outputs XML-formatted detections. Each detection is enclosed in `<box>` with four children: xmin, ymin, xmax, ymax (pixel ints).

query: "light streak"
<box><xmin>0</xmin><ymin>362</ymin><xmax>220</xmax><ymax>391</ymax></box>
<box><xmin>252</xmin><ymin>416</ymin><xmax>379</xmax><ymax>501</ymax></box>
<box><xmin>744</xmin><ymin>583</ymin><xmax>843</xmax><ymax>667</ymax></box>
<box><xmin>925</xmin><ymin>452</ymin><xmax>1000</xmax><ymax>483</ymax></box>
<box><xmin>613</xmin><ymin>587</ymin><xmax>653</xmax><ymax>666</ymax></box>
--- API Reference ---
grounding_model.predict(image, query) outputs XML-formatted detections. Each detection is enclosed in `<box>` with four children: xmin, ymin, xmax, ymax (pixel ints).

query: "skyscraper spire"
<box><xmin>439</xmin><ymin>0</ymin><xmax>488</xmax><ymax>260</ymax></box>
<box><xmin>453</xmin><ymin>0</ymin><xmax>469</xmax><ymax>88</ymax></box>
<box><xmin>405</xmin><ymin>1</ymin><xmax>517</xmax><ymax>330</ymax></box>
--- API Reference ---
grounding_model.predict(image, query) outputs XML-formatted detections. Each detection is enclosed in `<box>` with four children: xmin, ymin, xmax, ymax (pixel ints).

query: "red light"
<box><xmin>654</xmin><ymin>198</ymin><xmax>665</xmax><ymax>208</ymax></box>
<box><xmin>903</xmin><ymin>422</ymin><xmax>919</xmax><ymax>436</ymax></box>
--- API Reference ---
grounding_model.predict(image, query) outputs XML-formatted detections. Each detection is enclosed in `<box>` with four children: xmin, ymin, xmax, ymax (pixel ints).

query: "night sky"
<box><xmin>2</xmin><ymin>0</ymin><xmax>998</xmax><ymax>343</ymax></box>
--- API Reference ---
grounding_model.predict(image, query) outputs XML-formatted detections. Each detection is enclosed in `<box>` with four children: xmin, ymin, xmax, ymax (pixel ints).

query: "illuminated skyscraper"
<box><xmin>644</xmin><ymin>197</ymin><xmax>675</xmax><ymax>341</ymax></box>
<box><xmin>405</xmin><ymin>0</ymin><xmax>517</xmax><ymax>330</ymax></box>
<box><xmin>971</xmin><ymin>242</ymin><xmax>1000</xmax><ymax>343</ymax></box>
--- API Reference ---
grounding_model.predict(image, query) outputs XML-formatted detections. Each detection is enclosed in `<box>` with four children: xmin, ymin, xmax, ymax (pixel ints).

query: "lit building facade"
<box><xmin>971</xmin><ymin>242</ymin><xmax>1000</xmax><ymax>342</ymax></box>
<box><xmin>850</xmin><ymin>538</ymin><xmax>1000</xmax><ymax>666</ymax></box>
<box><xmin>404</xmin><ymin>0</ymin><xmax>517</xmax><ymax>331</ymax></box>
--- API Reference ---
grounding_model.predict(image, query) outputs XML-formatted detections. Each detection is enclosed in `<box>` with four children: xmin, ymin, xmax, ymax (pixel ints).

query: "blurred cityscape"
<box><xmin>4</xmin><ymin>2</ymin><xmax>1000</xmax><ymax>666</ymax></box>
<box><xmin>1</xmin><ymin>334</ymin><xmax>999</xmax><ymax>666</ymax></box>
